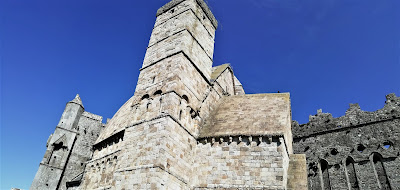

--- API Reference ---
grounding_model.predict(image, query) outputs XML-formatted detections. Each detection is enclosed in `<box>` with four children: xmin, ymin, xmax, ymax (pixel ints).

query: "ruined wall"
<box><xmin>292</xmin><ymin>94</ymin><xmax>400</xmax><ymax>190</ymax></box>
<box><xmin>80</xmin><ymin>1</ymin><xmax>219</xmax><ymax>188</ymax></box>
<box><xmin>83</xmin><ymin>114</ymin><xmax>199</xmax><ymax>189</ymax></box>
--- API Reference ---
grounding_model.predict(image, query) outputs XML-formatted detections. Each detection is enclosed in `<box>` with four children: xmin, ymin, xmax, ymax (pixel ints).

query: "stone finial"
<box><xmin>69</xmin><ymin>94</ymin><xmax>84</xmax><ymax>108</ymax></box>
<box><xmin>317</xmin><ymin>109</ymin><xmax>322</xmax><ymax>114</ymax></box>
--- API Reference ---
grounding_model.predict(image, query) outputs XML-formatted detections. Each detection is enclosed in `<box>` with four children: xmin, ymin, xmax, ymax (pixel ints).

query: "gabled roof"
<box><xmin>200</xmin><ymin>93</ymin><xmax>291</xmax><ymax>138</ymax></box>
<box><xmin>53</xmin><ymin>134</ymin><xmax>67</xmax><ymax>145</ymax></box>
<box><xmin>210</xmin><ymin>64</ymin><xmax>231</xmax><ymax>82</ymax></box>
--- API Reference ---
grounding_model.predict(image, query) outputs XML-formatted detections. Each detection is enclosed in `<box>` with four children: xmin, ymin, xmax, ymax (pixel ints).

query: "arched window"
<box><xmin>182</xmin><ymin>95</ymin><xmax>189</xmax><ymax>103</ymax></box>
<box><xmin>141</xmin><ymin>94</ymin><xmax>149</xmax><ymax>100</ymax></box>
<box><xmin>346</xmin><ymin>157</ymin><xmax>359</xmax><ymax>190</ymax></box>
<box><xmin>372</xmin><ymin>153</ymin><xmax>391</xmax><ymax>189</ymax></box>
<box><xmin>153</xmin><ymin>90</ymin><xmax>162</xmax><ymax>96</ymax></box>
<box><xmin>320</xmin><ymin>159</ymin><xmax>331</xmax><ymax>190</ymax></box>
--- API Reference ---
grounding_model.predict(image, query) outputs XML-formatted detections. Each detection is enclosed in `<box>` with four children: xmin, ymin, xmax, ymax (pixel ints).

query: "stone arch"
<box><xmin>182</xmin><ymin>95</ymin><xmax>189</xmax><ymax>103</ymax></box>
<box><xmin>319</xmin><ymin>159</ymin><xmax>331</xmax><ymax>190</ymax></box>
<box><xmin>141</xmin><ymin>94</ymin><xmax>150</xmax><ymax>100</ymax></box>
<box><xmin>345</xmin><ymin>157</ymin><xmax>359</xmax><ymax>190</ymax></box>
<box><xmin>153</xmin><ymin>90</ymin><xmax>162</xmax><ymax>96</ymax></box>
<box><xmin>371</xmin><ymin>153</ymin><xmax>392</xmax><ymax>190</ymax></box>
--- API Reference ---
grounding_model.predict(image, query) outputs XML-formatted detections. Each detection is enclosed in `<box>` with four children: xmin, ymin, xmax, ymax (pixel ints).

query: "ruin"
<box><xmin>30</xmin><ymin>0</ymin><xmax>398</xmax><ymax>189</ymax></box>
<box><xmin>292</xmin><ymin>94</ymin><xmax>400</xmax><ymax>189</ymax></box>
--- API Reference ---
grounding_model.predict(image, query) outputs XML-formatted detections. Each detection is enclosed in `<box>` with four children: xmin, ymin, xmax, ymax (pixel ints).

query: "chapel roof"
<box><xmin>199</xmin><ymin>93</ymin><xmax>292</xmax><ymax>138</ymax></box>
<box><xmin>210</xmin><ymin>64</ymin><xmax>231</xmax><ymax>82</ymax></box>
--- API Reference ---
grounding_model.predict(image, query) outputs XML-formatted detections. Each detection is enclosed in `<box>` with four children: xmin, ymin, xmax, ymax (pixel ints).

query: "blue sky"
<box><xmin>1</xmin><ymin>0</ymin><xmax>399</xmax><ymax>189</ymax></box>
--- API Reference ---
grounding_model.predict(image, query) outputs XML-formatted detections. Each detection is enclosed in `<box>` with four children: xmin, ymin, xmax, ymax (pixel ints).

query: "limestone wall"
<box><xmin>292</xmin><ymin>94</ymin><xmax>400</xmax><ymax>190</ymax></box>
<box><xmin>143</xmin><ymin>30</ymin><xmax>213</xmax><ymax>80</ymax></box>
<box><xmin>143</xmin><ymin>0</ymin><xmax>216</xmax><ymax>81</ymax></box>
<box><xmin>213</xmin><ymin>68</ymin><xmax>235</xmax><ymax>96</ymax></box>
<box><xmin>233</xmin><ymin>75</ymin><xmax>245</xmax><ymax>95</ymax></box>
<box><xmin>59</xmin><ymin>112</ymin><xmax>103</xmax><ymax>190</ymax></box>
<box><xmin>135</xmin><ymin>53</ymin><xmax>210</xmax><ymax>110</ymax></box>
<box><xmin>150</xmin><ymin>8</ymin><xmax>215</xmax><ymax>58</ymax></box>
<box><xmin>31</xmin><ymin>97</ymin><xmax>103</xmax><ymax>190</ymax></box>
<box><xmin>194</xmin><ymin>136</ymin><xmax>290</xmax><ymax>189</ymax></box>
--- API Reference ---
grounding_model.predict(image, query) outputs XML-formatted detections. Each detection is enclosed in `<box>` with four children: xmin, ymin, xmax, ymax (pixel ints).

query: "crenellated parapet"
<box><xmin>292</xmin><ymin>94</ymin><xmax>400</xmax><ymax>190</ymax></box>
<box><xmin>293</xmin><ymin>93</ymin><xmax>400</xmax><ymax>138</ymax></box>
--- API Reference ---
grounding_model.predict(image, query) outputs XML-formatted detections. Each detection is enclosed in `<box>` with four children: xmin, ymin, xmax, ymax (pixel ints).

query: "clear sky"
<box><xmin>1</xmin><ymin>0</ymin><xmax>399</xmax><ymax>189</ymax></box>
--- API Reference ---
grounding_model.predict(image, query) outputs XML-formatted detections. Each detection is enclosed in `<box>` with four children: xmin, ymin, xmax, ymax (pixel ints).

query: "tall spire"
<box><xmin>69</xmin><ymin>94</ymin><xmax>84</xmax><ymax>108</ymax></box>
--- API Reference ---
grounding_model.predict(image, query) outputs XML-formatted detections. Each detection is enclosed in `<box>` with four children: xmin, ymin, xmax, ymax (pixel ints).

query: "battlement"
<box><xmin>293</xmin><ymin>93</ymin><xmax>400</xmax><ymax>138</ymax></box>
<box><xmin>292</xmin><ymin>94</ymin><xmax>400</xmax><ymax>189</ymax></box>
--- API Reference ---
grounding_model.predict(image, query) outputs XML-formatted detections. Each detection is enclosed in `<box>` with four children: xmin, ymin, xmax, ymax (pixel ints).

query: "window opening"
<box><xmin>320</xmin><ymin>159</ymin><xmax>331</xmax><ymax>190</ymax></box>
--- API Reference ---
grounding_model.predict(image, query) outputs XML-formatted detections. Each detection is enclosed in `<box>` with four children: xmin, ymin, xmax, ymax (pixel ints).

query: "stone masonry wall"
<box><xmin>213</xmin><ymin>68</ymin><xmax>235</xmax><ymax>96</ymax></box>
<box><xmin>59</xmin><ymin>112</ymin><xmax>103</xmax><ymax>190</ymax></box>
<box><xmin>31</xmin><ymin>96</ymin><xmax>103</xmax><ymax>190</ymax></box>
<box><xmin>193</xmin><ymin>136</ymin><xmax>290</xmax><ymax>189</ymax></box>
<box><xmin>292</xmin><ymin>94</ymin><xmax>400</xmax><ymax>190</ymax></box>
<box><xmin>287</xmin><ymin>154</ymin><xmax>308</xmax><ymax>190</ymax></box>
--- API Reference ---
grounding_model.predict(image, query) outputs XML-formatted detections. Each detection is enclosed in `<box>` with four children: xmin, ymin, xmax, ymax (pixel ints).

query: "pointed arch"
<box><xmin>345</xmin><ymin>157</ymin><xmax>359</xmax><ymax>190</ymax></box>
<box><xmin>372</xmin><ymin>153</ymin><xmax>391</xmax><ymax>190</ymax></box>
<box><xmin>320</xmin><ymin>159</ymin><xmax>331</xmax><ymax>190</ymax></box>
<box><xmin>182</xmin><ymin>95</ymin><xmax>189</xmax><ymax>103</ymax></box>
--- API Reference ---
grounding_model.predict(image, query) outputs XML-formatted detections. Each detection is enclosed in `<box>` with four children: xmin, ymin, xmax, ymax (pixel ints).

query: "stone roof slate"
<box><xmin>200</xmin><ymin>93</ymin><xmax>291</xmax><ymax>138</ymax></box>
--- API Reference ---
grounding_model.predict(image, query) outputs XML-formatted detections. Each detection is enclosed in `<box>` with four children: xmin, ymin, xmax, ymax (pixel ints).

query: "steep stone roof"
<box><xmin>95</xmin><ymin>96</ymin><xmax>135</xmax><ymax>144</ymax></box>
<box><xmin>200</xmin><ymin>93</ymin><xmax>291</xmax><ymax>138</ymax></box>
<box><xmin>69</xmin><ymin>94</ymin><xmax>83</xmax><ymax>108</ymax></box>
<box><xmin>210</xmin><ymin>64</ymin><xmax>230</xmax><ymax>82</ymax></box>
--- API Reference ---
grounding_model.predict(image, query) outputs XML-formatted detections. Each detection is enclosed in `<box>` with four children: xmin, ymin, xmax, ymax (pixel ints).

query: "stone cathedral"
<box><xmin>31</xmin><ymin>0</ymin><xmax>399</xmax><ymax>189</ymax></box>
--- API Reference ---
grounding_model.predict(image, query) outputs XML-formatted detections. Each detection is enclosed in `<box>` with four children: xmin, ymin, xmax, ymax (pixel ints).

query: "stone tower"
<box><xmin>31</xmin><ymin>95</ymin><xmax>103</xmax><ymax>190</ymax></box>
<box><xmin>31</xmin><ymin>0</ymin><xmax>308</xmax><ymax>189</ymax></box>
